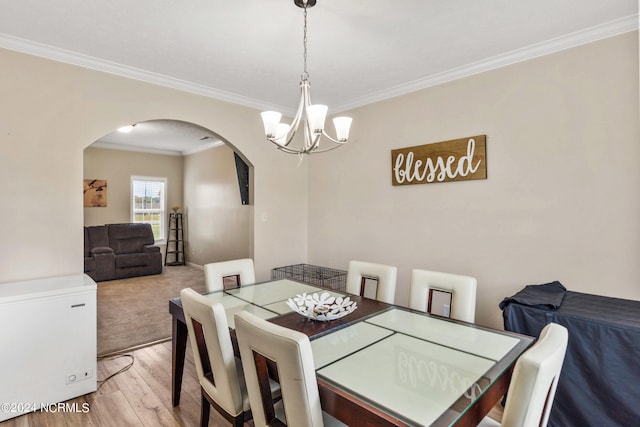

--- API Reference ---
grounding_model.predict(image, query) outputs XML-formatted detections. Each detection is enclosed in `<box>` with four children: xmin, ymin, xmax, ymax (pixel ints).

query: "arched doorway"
<box><xmin>84</xmin><ymin>119</ymin><xmax>254</xmax><ymax>355</ymax></box>
<box><xmin>84</xmin><ymin>119</ymin><xmax>254</xmax><ymax>264</ymax></box>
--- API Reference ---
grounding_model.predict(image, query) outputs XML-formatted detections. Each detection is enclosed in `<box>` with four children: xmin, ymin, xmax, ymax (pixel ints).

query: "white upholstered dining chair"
<box><xmin>479</xmin><ymin>323</ymin><xmax>569</xmax><ymax>427</ymax></box>
<box><xmin>345</xmin><ymin>260</ymin><xmax>397</xmax><ymax>304</ymax></box>
<box><xmin>180</xmin><ymin>288</ymin><xmax>279</xmax><ymax>427</ymax></box>
<box><xmin>234</xmin><ymin>311</ymin><xmax>346</xmax><ymax>427</ymax></box>
<box><xmin>203</xmin><ymin>258</ymin><xmax>255</xmax><ymax>292</ymax></box>
<box><xmin>408</xmin><ymin>269</ymin><xmax>477</xmax><ymax>323</ymax></box>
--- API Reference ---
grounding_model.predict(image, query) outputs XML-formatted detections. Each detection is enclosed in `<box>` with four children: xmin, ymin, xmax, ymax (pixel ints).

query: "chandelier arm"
<box><xmin>268</xmin><ymin>80</ymin><xmax>307</xmax><ymax>147</ymax></box>
<box><xmin>300</xmin><ymin>80</ymin><xmax>320</xmax><ymax>152</ymax></box>
<box><xmin>266</xmin><ymin>131</ymin><xmax>297</xmax><ymax>148</ymax></box>
<box><xmin>267</xmin><ymin>138</ymin><xmax>295</xmax><ymax>150</ymax></box>
<box><xmin>271</xmin><ymin>132</ymin><xmax>341</xmax><ymax>155</ymax></box>
<box><xmin>279</xmin><ymin>102</ymin><xmax>304</xmax><ymax>148</ymax></box>
<box><xmin>288</xmin><ymin>79</ymin><xmax>310</xmax><ymax>146</ymax></box>
<box><xmin>275</xmin><ymin>142</ymin><xmax>316</xmax><ymax>155</ymax></box>
<box><xmin>275</xmin><ymin>145</ymin><xmax>307</xmax><ymax>154</ymax></box>
<box><xmin>306</xmin><ymin>143</ymin><xmax>345</xmax><ymax>154</ymax></box>
<box><xmin>304</xmin><ymin>116</ymin><xmax>322</xmax><ymax>152</ymax></box>
<box><xmin>319</xmin><ymin>130</ymin><xmax>347</xmax><ymax>145</ymax></box>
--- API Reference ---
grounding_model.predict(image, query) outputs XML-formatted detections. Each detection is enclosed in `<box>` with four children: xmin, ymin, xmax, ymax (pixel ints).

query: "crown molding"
<box><xmin>1</xmin><ymin>13</ymin><xmax>637</xmax><ymax>115</ymax></box>
<box><xmin>333</xmin><ymin>14</ymin><xmax>639</xmax><ymax>113</ymax></box>
<box><xmin>91</xmin><ymin>140</ymin><xmax>223</xmax><ymax>156</ymax></box>
<box><xmin>0</xmin><ymin>32</ymin><xmax>285</xmax><ymax>113</ymax></box>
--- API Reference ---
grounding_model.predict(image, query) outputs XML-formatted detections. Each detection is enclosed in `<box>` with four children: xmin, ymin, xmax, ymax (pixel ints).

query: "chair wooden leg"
<box><xmin>201</xmin><ymin>386</ymin><xmax>249</xmax><ymax>427</ymax></box>
<box><xmin>201</xmin><ymin>391</ymin><xmax>211</xmax><ymax>427</ymax></box>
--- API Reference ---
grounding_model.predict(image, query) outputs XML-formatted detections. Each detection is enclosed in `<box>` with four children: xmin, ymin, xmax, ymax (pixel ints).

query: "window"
<box><xmin>131</xmin><ymin>176</ymin><xmax>166</xmax><ymax>242</ymax></box>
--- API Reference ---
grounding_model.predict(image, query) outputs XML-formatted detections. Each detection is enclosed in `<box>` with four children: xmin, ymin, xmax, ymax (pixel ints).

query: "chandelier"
<box><xmin>260</xmin><ymin>0</ymin><xmax>352</xmax><ymax>155</ymax></box>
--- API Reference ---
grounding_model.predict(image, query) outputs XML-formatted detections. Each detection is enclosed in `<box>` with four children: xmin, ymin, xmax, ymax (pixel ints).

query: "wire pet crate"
<box><xmin>271</xmin><ymin>264</ymin><xmax>347</xmax><ymax>292</ymax></box>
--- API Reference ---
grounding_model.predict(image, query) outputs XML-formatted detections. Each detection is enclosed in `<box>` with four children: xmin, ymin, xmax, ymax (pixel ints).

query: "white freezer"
<box><xmin>0</xmin><ymin>274</ymin><xmax>97</xmax><ymax>421</ymax></box>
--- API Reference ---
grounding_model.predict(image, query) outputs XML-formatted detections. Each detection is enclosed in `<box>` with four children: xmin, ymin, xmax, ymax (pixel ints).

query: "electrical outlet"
<box><xmin>67</xmin><ymin>369</ymin><xmax>93</xmax><ymax>384</ymax></box>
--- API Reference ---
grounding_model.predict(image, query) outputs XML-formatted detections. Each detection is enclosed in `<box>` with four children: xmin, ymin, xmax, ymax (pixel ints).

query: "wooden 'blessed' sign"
<box><xmin>391</xmin><ymin>135</ymin><xmax>486</xmax><ymax>186</ymax></box>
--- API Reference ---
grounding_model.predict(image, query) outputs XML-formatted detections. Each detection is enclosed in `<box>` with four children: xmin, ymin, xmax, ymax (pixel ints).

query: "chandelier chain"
<box><xmin>302</xmin><ymin>4</ymin><xmax>308</xmax><ymax>80</ymax></box>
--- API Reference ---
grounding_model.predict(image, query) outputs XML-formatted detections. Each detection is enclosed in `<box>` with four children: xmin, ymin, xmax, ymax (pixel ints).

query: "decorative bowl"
<box><xmin>286</xmin><ymin>292</ymin><xmax>358</xmax><ymax>321</ymax></box>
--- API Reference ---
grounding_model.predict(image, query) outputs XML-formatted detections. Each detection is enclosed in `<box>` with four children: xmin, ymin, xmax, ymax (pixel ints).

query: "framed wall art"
<box><xmin>83</xmin><ymin>179</ymin><xmax>107</xmax><ymax>207</ymax></box>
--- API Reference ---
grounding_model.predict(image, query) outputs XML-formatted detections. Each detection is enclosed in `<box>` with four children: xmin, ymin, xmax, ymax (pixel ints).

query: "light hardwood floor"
<box><xmin>2</xmin><ymin>340</ymin><xmax>503</xmax><ymax>427</ymax></box>
<box><xmin>0</xmin><ymin>341</ymin><xmax>238</xmax><ymax>427</ymax></box>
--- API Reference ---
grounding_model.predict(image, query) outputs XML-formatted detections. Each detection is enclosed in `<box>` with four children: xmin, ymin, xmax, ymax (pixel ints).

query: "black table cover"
<box><xmin>501</xmin><ymin>283</ymin><xmax>640</xmax><ymax>427</ymax></box>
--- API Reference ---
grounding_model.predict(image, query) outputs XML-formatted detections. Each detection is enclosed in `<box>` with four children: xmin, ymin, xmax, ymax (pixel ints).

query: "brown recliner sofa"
<box><xmin>84</xmin><ymin>223</ymin><xmax>162</xmax><ymax>282</ymax></box>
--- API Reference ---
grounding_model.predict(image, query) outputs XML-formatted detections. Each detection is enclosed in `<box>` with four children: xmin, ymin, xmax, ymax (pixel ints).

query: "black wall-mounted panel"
<box><xmin>234</xmin><ymin>153</ymin><xmax>250</xmax><ymax>205</ymax></box>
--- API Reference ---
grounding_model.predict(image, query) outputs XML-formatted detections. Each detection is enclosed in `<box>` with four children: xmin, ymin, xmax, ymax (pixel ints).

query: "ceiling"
<box><xmin>0</xmin><ymin>1</ymin><xmax>637</xmax><ymax>154</ymax></box>
<box><xmin>93</xmin><ymin>120</ymin><xmax>223</xmax><ymax>156</ymax></box>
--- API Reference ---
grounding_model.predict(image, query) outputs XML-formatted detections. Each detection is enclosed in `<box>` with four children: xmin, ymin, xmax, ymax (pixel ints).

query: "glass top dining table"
<box><xmin>169</xmin><ymin>279</ymin><xmax>534</xmax><ymax>426</ymax></box>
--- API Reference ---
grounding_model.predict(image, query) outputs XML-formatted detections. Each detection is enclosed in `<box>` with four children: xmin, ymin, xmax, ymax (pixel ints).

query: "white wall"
<box><xmin>0</xmin><ymin>47</ymin><xmax>308</xmax><ymax>284</ymax></box>
<box><xmin>183</xmin><ymin>144</ymin><xmax>252</xmax><ymax>265</ymax></box>
<box><xmin>308</xmin><ymin>32</ymin><xmax>640</xmax><ymax>329</ymax></box>
<box><xmin>83</xmin><ymin>146</ymin><xmax>184</xmax><ymax>227</ymax></box>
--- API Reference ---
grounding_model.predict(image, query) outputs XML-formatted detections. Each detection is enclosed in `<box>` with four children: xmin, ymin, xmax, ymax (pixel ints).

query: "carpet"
<box><xmin>97</xmin><ymin>265</ymin><xmax>206</xmax><ymax>356</ymax></box>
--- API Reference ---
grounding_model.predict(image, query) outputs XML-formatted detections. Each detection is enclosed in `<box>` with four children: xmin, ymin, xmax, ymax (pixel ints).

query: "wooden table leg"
<box><xmin>172</xmin><ymin>315</ymin><xmax>188</xmax><ymax>407</ymax></box>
